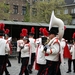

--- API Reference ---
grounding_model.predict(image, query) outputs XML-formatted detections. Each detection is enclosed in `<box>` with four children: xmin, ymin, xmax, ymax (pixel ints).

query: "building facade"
<box><xmin>65</xmin><ymin>0</ymin><xmax>75</xmax><ymax>25</ymax></box>
<box><xmin>0</xmin><ymin>0</ymin><xmax>75</xmax><ymax>24</ymax></box>
<box><xmin>0</xmin><ymin>0</ymin><xmax>28</xmax><ymax>21</ymax></box>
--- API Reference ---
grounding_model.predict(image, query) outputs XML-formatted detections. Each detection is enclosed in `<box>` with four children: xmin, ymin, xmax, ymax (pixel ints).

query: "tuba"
<box><xmin>49</xmin><ymin>11</ymin><xmax>64</xmax><ymax>40</ymax></box>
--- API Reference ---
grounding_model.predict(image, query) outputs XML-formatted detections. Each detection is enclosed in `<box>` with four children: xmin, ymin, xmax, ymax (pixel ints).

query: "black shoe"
<box><xmin>6</xmin><ymin>73</ymin><xmax>10</xmax><ymax>75</ymax></box>
<box><xmin>28</xmin><ymin>69</ymin><xmax>32</xmax><ymax>74</ymax></box>
<box><xmin>74</xmin><ymin>71</ymin><xmax>75</xmax><ymax>73</ymax></box>
<box><xmin>28</xmin><ymin>66</ymin><xmax>32</xmax><ymax>74</ymax></box>
<box><xmin>66</xmin><ymin>71</ymin><xmax>71</xmax><ymax>73</ymax></box>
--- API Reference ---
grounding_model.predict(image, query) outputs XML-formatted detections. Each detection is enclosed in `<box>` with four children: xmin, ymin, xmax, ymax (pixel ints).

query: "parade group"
<box><xmin>0</xmin><ymin>20</ymin><xmax>75</xmax><ymax>75</ymax></box>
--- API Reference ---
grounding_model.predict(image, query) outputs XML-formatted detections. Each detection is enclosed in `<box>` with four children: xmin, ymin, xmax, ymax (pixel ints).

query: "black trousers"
<box><xmin>28</xmin><ymin>53</ymin><xmax>35</xmax><ymax>71</ymax></box>
<box><xmin>18</xmin><ymin>52</ymin><xmax>21</xmax><ymax>63</ymax></box>
<box><xmin>68</xmin><ymin>59</ymin><xmax>75</xmax><ymax>72</ymax></box>
<box><xmin>37</xmin><ymin>64</ymin><xmax>46</xmax><ymax>75</ymax></box>
<box><xmin>6</xmin><ymin>55</ymin><xmax>11</xmax><ymax>66</ymax></box>
<box><xmin>43</xmin><ymin>60</ymin><xmax>60</xmax><ymax>75</ymax></box>
<box><xmin>73</xmin><ymin>59</ymin><xmax>75</xmax><ymax>72</ymax></box>
<box><xmin>0</xmin><ymin>55</ymin><xmax>6</xmax><ymax>75</ymax></box>
<box><xmin>19</xmin><ymin>57</ymin><xmax>29</xmax><ymax>75</ymax></box>
<box><xmin>5</xmin><ymin>55</ymin><xmax>11</xmax><ymax>74</ymax></box>
<box><xmin>67</xmin><ymin>58</ymin><xmax>72</xmax><ymax>71</ymax></box>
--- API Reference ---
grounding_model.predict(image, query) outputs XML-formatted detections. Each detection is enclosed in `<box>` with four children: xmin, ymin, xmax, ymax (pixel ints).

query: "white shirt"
<box><xmin>21</xmin><ymin>43</ymin><xmax>30</xmax><ymax>58</ymax></box>
<box><xmin>60</xmin><ymin>38</ymin><xmax>66</xmax><ymax>63</ymax></box>
<box><xmin>17</xmin><ymin>39</ymin><xmax>24</xmax><ymax>52</ymax></box>
<box><xmin>29</xmin><ymin>38</ymin><xmax>36</xmax><ymax>53</ymax></box>
<box><xmin>36</xmin><ymin>45</ymin><xmax>46</xmax><ymax>64</ymax></box>
<box><xmin>0</xmin><ymin>38</ymin><xmax>10</xmax><ymax>55</ymax></box>
<box><xmin>45</xmin><ymin>37</ymin><xmax>60</xmax><ymax>61</ymax></box>
<box><xmin>5</xmin><ymin>39</ymin><xmax>10</xmax><ymax>54</ymax></box>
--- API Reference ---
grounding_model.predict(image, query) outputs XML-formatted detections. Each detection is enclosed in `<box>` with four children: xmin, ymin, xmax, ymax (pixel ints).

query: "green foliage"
<box><xmin>24</xmin><ymin>3</ymin><xmax>30</xmax><ymax>22</ymax></box>
<box><xmin>0</xmin><ymin>1</ymin><xmax>10</xmax><ymax>20</ymax></box>
<box><xmin>31</xmin><ymin>0</ymin><xmax>72</xmax><ymax>24</ymax></box>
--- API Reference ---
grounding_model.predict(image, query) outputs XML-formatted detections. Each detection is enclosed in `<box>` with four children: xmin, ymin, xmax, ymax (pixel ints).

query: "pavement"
<box><xmin>3</xmin><ymin>58</ymin><xmax>75</xmax><ymax>75</ymax></box>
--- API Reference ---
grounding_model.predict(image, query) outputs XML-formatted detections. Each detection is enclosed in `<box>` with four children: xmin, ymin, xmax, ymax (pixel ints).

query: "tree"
<box><xmin>24</xmin><ymin>3</ymin><xmax>30</xmax><ymax>22</ymax></box>
<box><xmin>31</xmin><ymin>0</ymin><xmax>72</xmax><ymax>24</ymax></box>
<box><xmin>0</xmin><ymin>1</ymin><xmax>10</xmax><ymax>20</ymax></box>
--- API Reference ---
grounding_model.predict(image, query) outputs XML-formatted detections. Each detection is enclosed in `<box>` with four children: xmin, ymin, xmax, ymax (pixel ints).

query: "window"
<box><xmin>22</xmin><ymin>6</ymin><xmax>26</xmax><ymax>15</ymax></box>
<box><xmin>64</xmin><ymin>9</ymin><xmax>68</xmax><ymax>14</ymax></box>
<box><xmin>32</xmin><ymin>8</ymin><xmax>37</xmax><ymax>16</ymax></box>
<box><xmin>23</xmin><ymin>0</ymin><xmax>27</xmax><ymax>2</ymax></box>
<box><xmin>72</xmin><ymin>19</ymin><xmax>75</xmax><ymax>24</ymax></box>
<box><xmin>71</xmin><ymin>8</ymin><xmax>75</xmax><ymax>14</ymax></box>
<box><xmin>3</xmin><ymin>19</ymin><xmax>7</xmax><ymax>21</ymax></box>
<box><xmin>73</xmin><ymin>8</ymin><xmax>75</xmax><ymax>13</ymax></box>
<box><xmin>13</xmin><ymin>19</ymin><xmax>18</xmax><ymax>21</ymax></box>
<box><xmin>71</xmin><ymin>9</ymin><xmax>73</xmax><ymax>13</ymax></box>
<box><xmin>13</xmin><ymin>5</ymin><xmax>18</xmax><ymax>14</ymax></box>
<box><xmin>4</xmin><ymin>4</ymin><xmax>9</xmax><ymax>13</ymax></box>
<box><xmin>74</xmin><ymin>0</ymin><xmax>75</xmax><ymax>2</ymax></box>
<box><xmin>33</xmin><ymin>0</ymin><xmax>37</xmax><ymax>1</ymax></box>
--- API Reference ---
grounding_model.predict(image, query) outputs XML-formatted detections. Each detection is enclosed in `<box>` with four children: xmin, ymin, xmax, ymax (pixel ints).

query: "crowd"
<box><xmin>0</xmin><ymin>22</ymin><xmax>75</xmax><ymax>75</ymax></box>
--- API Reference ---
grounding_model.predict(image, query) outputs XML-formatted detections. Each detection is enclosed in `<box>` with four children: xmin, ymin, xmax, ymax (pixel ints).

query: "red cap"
<box><xmin>20</xmin><ymin>28</ymin><xmax>28</xmax><ymax>37</ymax></box>
<box><xmin>0</xmin><ymin>23</ymin><xmax>5</xmax><ymax>31</ymax></box>
<box><xmin>31</xmin><ymin>27</ymin><xmax>35</xmax><ymax>34</ymax></box>
<box><xmin>43</xmin><ymin>28</ymin><xmax>49</xmax><ymax>36</ymax></box>
<box><xmin>4</xmin><ymin>29</ymin><xmax>10</xmax><ymax>34</ymax></box>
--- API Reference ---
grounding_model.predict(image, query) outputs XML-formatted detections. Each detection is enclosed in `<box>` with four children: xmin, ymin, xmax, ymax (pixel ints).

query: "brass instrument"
<box><xmin>44</xmin><ymin>37</ymin><xmax>50</xmax><ymax>45</ymax></box>
<box><xmin>49</xmin><ymin>11</ymin><xmax>64</xmax><ymax>40</ymax></box>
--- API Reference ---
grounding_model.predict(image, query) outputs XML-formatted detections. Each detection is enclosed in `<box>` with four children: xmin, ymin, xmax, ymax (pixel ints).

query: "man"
<box><xmin>19</xmin><ymin>36</ymin><xmax>30</xmax><ymax>75</ymax></box>
<box><xmin>66</xmin><ymin>33</ymin><xmax>75</xmax><ymax>73</ymax></box>
<box><xmin>17</xmin><ymin>28</ymin><xmax>28</xmax><ymax>64</ymax></box>
<box><xmin>17</xmin><ymin>33</ymin><xmax>25</xmax><ymax>63</ymax></box>
<box><xmin>0</xmin><ymin>23</ymin><xmax>10</xmax><ymax>75</ymax></box>
<box><xmin>28</xmin><ymin>30</ymin><xmax>36</xmax><ymax>74</ymax></box>
<box><xmin>43</xmin><ymin>30</ymin><xmax>61</xmax><ymax>75</ymax></box>
<box><xmin>60</xmin><ymin>38</ymin><xmax>72</xmax><ymax>67</ymax></box>
<box><xmin>4</xmin><ymin>29</ymin><xmax>11</xmax><ymax>75</ymax></box>
<box><xmin>36</xmin><ymin>36</ymin><xmax>47</xmax><ymax>75</ymax></box>
<box><xmin>69</xmin><ymin>38</ymin><xmax>75</xmax><ymax>73</ymax></box>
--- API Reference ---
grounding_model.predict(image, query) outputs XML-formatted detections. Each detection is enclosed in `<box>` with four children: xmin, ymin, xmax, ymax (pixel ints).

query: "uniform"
<box><xmin>36</xmin><ymin>44</ymin><xmax>46</xmax><ymax>75</ymax></box>
<box><xmin>60</xmin><ymin>38</ymin><xmax>66</xmax><ymax>65</ymax></box>
<box><xmin>0</xmin><ymin>23</ymin><xmax>10</xmax><ymax>75</ymax></box>
<box><xmin>60</xmin><ymin>38</ymin><xmax>72</xmax><ymax>66</ymax></box>
<box><xmin>17</xmin><ymin>39</ymin><xmax>24</xmax><ymax>63</ymax></box>
<box><xmin>66</xmin><ymin>41</ymin><xmax>72</xmax><ymax>73</ymax></box>
<box><xmin>36</xmin><ymin>38</ymin><xmax>41</xmax><ymax>45</ymax></box>
<box><xmin>43</xmin><ymin>37</ymin><xmax>60</xmax><ymax>75</ymax></box>
<box><xmin>4</xmin><ymin>39</ymin><xmax>11</xmax><ymax>75</ymax></box>
<box><xmin>19</xmin><ymin>40</ymin><xmax>30</xmax><ymax>75</ymax></box>
<box><xmin>28</xmin><ymin>37</ymin><xmax>36</xmax><ymax>73</ymax></box>
<box><xmin>67</xmin><ymin>32</ymin><xmax>75</xmax><ymax>73</ymax></box>
<box><xmin>69</xmin><ymin>44</ymin><xmax>75</xmax><ymax>73</ymax></box>
<box><xmin>0</xmin><ymin>37</ymin><xmax>10</xmax><ymax>75</ymax></box>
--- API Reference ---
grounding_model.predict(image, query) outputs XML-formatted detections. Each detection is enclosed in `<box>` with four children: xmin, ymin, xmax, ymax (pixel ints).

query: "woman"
<box><xmin>19</xmin><ymin>36</ymin><xmax>30</xmax><ymax>75</ymax></box>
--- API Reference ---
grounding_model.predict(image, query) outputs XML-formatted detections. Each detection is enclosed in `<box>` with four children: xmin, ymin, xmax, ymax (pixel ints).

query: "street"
<box><xmin>3</xmin><ymin>58</ymin><xmax>75</xmax><ymax>75</ymax></box>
